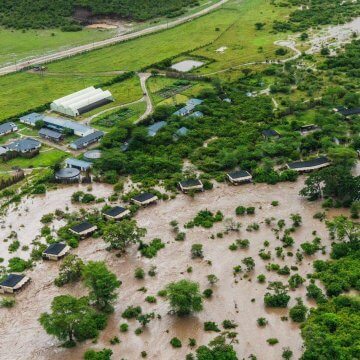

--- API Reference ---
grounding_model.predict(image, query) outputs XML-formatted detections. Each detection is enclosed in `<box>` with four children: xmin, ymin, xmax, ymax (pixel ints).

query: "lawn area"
<box><xmin>0</xmin><ymin>72</ymin><xmax>143</xmax><ymax>122</ymax></box>
<box><xmin>0</xmin><ymin>132</ymin><xmax>21</xmax><ymax>145</ymax></box>
<box><xmin>77</xmin><ymin>76</ymin><xmax>143</xmax><ymax>119</ymax></box>
<box><xmin>192</xmin><ymin>0</ymin><xmax>294</xmax><ymax>74</ymax></box>
<box><xmin>0</xmin><ymin>147</ymin><xmax>67</xmax><ymax>171</ymax></box>
<box><xmin>0</xmin><ymin>28</ymin><xmax>115</xmax><ymax>67</ymax></box>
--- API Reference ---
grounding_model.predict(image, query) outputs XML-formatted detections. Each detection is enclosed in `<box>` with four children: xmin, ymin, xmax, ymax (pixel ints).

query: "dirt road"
<box><xmin>0</xmin><ymin>0</ymin><xmax>229</xmax><ymax>77</ymax></box>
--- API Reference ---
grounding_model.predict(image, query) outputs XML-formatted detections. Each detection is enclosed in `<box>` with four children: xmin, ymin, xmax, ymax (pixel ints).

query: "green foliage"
<box><xmin>195</xmin><ymin>335</ymin><xmax>237</xmax><ymax>360</ymax></box>
<box><xmin>0</xmin><ymin>0</ymin><xmax>198</xmax><ymax>29</ymax></box>
<box><xmin>103</xmin><ymin>220</ymin><xmax>146</xmax><ymax>253</ymax></box>
<box><xmin>39</xmin><ymin>295</ymin><xmax>106</xmax><ymax>346</ymax></box>
<box><xmin>0</xmin><ymin>297</ymin><xmax>16</xmax><ymax>308</ymax></box>
<box><xmin>84</xmin><ymin>348</ymin><xmax>113</xmax><ymax>360</ymax></box>
<box><xmin>301</xmin><ymin>296</ymin><xmax>360</xmax><ymax>360</ymax></box>
<box><xmin>139</xmin><ymin>238</ymin><xmax>165</xmax><ymax>258</ymax></box>
<box><xmin>204</xmin><ymin>321</ymin><xmax>220</xmax><ymax>332</ymax></box>
<box><xmin>186</xmin><ymin>210</ymin><xmax>224</xmax><ymax>229</ymax></box>
<box><xmin>82</xmin><ymin>261</ymin><xmax>120</xmax><ymax>312</ymax></box>
<box><xmin>170</xmin><ymin>337</ymin><xmax>182</xmax><ymax>348</ymax></box>
<box><xmin>134</xmin><ymin>267</ymin><xmax>145</xmax><ymax>279</ymax></box>
<box><xmin>288</xmin><ymin>274</ymin><xmax>305</xmax><ymax>290</ymax></box>
<box><xmin>257</xmin><ymin>317</ymin><xmax>268</xmax><ymax>327</ymax></box>
<box><xmin>54</xmin><ymin>255</ymin><xmax>84</xmax><ymax>287</ymax></box>
<box><xmin>122</xmin><ymin>306</ymin><xmax>142</xmax><ymax>319</ymax></box>
<box><xmin>264</xmin><ymin>281</ymin><xmax>290</xmax><ymax>308</ymax></box>
<box><xmin>165</xmin><ymin>279</ymin><xmax>203</xmax><ymax>316</ymax></box>
<box><xmin>119</xmin><ymin>323</ymin><xmax>129</xmax><ymax>332</ymax></box>
<box><xmin>8</xmin><ymin>257</ymin><xmax>32</xmax><ymax>272</ymax></box>
<box><xmin>289</xmin><ymin>298</ymin><xmax>308</xmax><ymax>323</ymax></box>
<box><xmin>191</xmin><ymin>244</ymin><xmax>204</xmax><ymax>259</ymax></box>
<box><xmin>267</xmin><ymin>338</ymin><xmax>279</xmax><ymax>345</ymax></box>
<box><xmin>306</xmin><ymin>284</ymin><xmax>327</xmax><ymax>304</ymax></box>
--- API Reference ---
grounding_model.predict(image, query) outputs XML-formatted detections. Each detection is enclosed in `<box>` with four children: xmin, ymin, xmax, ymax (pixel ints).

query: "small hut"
<box><xmin>286</xmin><ymin>157</ymin><xmax>330</xmax><ymax>173</ymax></box>
<box><xmin>103</xmin><ymin>206</ymin><xmax>131</xmax><ymax>220</ymax></box>
<box><xmin>43</xmin><ymin>243</ymin><xmax>70</xmax><ymax>261</ymax></box>
<box><xmin>131</xmin><ymin>193</ymin><xmax>158</xmax><ymax>206</ymax></box>
<box><xmin>227</xmin><ymin>170</ymin><xmax>252</xmax><ymax>185</ymax></box>
<box><xmin>0</xmin><ymin>274</ymin><xmax>31</xmax><ymax>294</ymax></box>
<box><xmin>69</xmin><ymin>222</ymin><xmax>97</xmax><ymax>238</ymax></box>
<box><xmin>178</xmin><ymin>179</ymin><xmax>204</xmax><ymax>193</ymax></box>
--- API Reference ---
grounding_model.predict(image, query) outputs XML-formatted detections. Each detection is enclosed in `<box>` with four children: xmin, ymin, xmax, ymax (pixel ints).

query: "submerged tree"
<box><xmin>54</xmin><ymin>254</ymin><xmax>84</xmax><ymax>287</ymax></box>
<box><xmin>103</xmin><ymin>219</ymin><xmax>146</xmax><ymax>253</ymax></box>
<box><xmin>82</xmin><ymin>261</ymin><xmax>121</xmax><ymax>313</ymax></box>
<box><xmin>165</xmin><ymin>279</ymin><xmax>203</xmax><ymax>316</ymax></box>
<box><xmin>39</xmin><ymin>295</ymin><xmax>105</xmax><ymax>347</ymax></box>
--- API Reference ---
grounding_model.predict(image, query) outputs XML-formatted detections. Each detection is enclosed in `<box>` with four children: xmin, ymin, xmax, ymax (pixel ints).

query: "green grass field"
<box><xmin>0</xmin><ymin>28</ymin><xmax>115</xmax><ymax>67</ymax></box>
<box><xmin>0</xmin><ymin>0</ymin><xmax>293</xmax><ymax>123</ymax></box>
<box><xmin>0</xmin><ymin>147</ymin><xmax>66</xmax><ymax>171</ymax></box>
<box><xmin>192</xmin><ymin>0</ymin><xmax>294</xmax><ymax>75</ymax></box>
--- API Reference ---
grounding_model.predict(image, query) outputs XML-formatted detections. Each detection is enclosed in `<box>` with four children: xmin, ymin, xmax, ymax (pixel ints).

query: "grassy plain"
<box><xmin>0</xmin><ymin>147</ymin><xmax>66</xmax><ymax>171</ymax></box>
<box><xmin>192</xmin><ymin>0</ymin><xmax>294</xmax><ymax>75</ymax></box>
<box><xmin>0</xmin><ymin>0</ymin><xmax>293</xmax><ymax>122</ymax></box>
<box><xmin>0</xmin><ymin>28</ymin><xmax>115</xmax><ymax>67</ymax></box>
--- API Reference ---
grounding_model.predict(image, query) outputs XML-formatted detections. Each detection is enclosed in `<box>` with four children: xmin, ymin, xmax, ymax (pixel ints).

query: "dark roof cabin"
<box><xmin>38</xmin><ymin>128</ymin><xmax>64</xmax><ymax>142</ymax></box>
<box><xmin>227</xmin><ymin>170</ymin><xmax>252</xmax><ymax>185</ymax></box>
<box><xmin>262</xmin><ymin>129</ymin><xmax>280</xmax><ymax>139</ymax></box>
<box><xmin>179</xmin><ymin>179</ymin><xmax>204</xmax><ymax>193</ymax></box>
<box><xmin>300</xmin><ymin>124</ymin><xmax>320</xmax><ymax>135</ymax></box>
<box><xmin>335</xmin><ymin>107</ymin><xmax>360</xmax><ymax>117</ymax></box>
<box><xmin>43</xmin><ymin>243</ymin><xmax>70</xmax><ymax>260</ymax></box>
<box><xmin>103</xmin><ymin>206</ymin><xmax>131</xmax><ymax>220</ymax></box>
<box><xmin>131</xmin><ymin>193</ymin><xmax>158</xmax><ymax>206</ymax></box>
<box><xmin>287</xmin><ymin>156</ymin><xmax>330</xmax><ymax>173</ymax></box>
<box><xmin>70</xmin><ymin>221</ymin><xmax>97</xmax><ymax>237</ymax></box>
<box><xmin>70</xmin><ymin>131</ymin><xmax>104</xmax><ymax>150</ymax></box>
<box><xmin>0</xmin><ymin>274</ymin><xmax>31</xmax><ymax>294</ymax></box>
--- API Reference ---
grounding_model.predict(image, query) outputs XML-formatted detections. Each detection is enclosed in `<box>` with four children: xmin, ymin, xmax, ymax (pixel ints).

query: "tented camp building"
<box><xmin>50</xmin><ymin>87</ymin><xmax>114</xmax><ymax>117</ymax></box>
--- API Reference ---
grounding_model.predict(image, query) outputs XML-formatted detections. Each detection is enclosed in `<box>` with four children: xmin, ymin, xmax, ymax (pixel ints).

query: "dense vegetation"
<box><xmin>273</xmin><ymin>0</ymin><xmax>360</xmax><ymax>32</ymax></box>
<box><xmin>0</xmin><ymin>0</ymin><xmax>198</xmax><ymax>30</ymax></box>
<box><xmin>301</xmin><ymin>295</ymin><xmax>360</xmax><ymax>360</ymax></box>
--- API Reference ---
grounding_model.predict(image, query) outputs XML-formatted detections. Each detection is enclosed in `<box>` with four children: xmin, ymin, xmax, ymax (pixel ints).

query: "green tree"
<box><xmin>82</xmin><ymin>261</ymin><xmax>121</xmax><ymax>312</ymax></box>
<box><xmin>54</xmin><ymin>254</ymin><xmax>84</xmax><ymax>287</ymax></box>
<box><xmin>103</xmin><ymin>220</ymin><xmax>146</xmax><ymax>253</ymax></box>
<box><xmin>39</xmin><ymin>295</ymin><xmax>103</xmax><ymax>346</ymax></box>
<box><xmin>289</xmin><ymin>298</ymin><xmax>308</xmax><ymax>323</ymax></box>
<box><xmin>84</xmin><ymin>348</ymin><xmax>113</xmax><ymax>360</ymax></box>
<box><xmin>165</xmin><ymin>279</ymin><xmax>203</xmax><ymax>316</ymax></box>
<box><xmin>196</xmin><ymin>335</ymin><xmax>238</xmax><ymax>360</ymax></box>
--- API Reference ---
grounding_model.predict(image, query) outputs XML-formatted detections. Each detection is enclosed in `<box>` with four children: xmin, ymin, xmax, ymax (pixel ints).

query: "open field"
<box><xmin>0</xmin><ymin>73</ymin><xmax>143</xmax><ymax>122</ymax></box>
<box><xmin>192</xmin><ymin>0</ymin><xmax>294</xmax><ymax>75</ymax></box>
<box><xmin>0</xmin><ymin>147</ymin><xmax>67</xmax><ymax>171</ymax></box>
<box><xmin>0</xmin><ymin>28</ymin><xmax>115</xmax><ymax>67</ymax></box>
<box><xmin>0</xmin><ymin>179</ymin><xmax>347</xmax><ymax>359</ymax></box>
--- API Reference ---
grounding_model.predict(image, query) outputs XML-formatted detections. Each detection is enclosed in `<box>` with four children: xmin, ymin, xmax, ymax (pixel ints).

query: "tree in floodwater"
<box><xmin>103</xmin><ymin>219</ymin><xmax>146</xmax><ymax>253</ymax></box>
<box><xmin>39</xmin><ymin>295</ymin><xmax>106</xmax><ymax>347</ymax></box>
<box><xmin>165</xmin><ymin>279</ymin><xmax>203</xmax><ymax>316</ymax></box>
<box><xmin>82</xmin><ymin>261</ymin><xmax>121</xmax><ymax>313</ymax></box>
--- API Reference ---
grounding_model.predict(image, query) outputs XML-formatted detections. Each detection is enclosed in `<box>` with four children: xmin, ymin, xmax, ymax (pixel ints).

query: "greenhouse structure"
<box><xmin>50</xmin><ymin>87</ymin><xmax>114</xmax><ymax>117</ymax></box>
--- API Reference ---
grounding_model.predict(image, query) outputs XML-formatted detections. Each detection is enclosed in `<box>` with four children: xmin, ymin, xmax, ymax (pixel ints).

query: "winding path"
<box><xmin>0</xmin><ymin>0</ymin><xmax>230</xmax><ymax>77</ymax></box>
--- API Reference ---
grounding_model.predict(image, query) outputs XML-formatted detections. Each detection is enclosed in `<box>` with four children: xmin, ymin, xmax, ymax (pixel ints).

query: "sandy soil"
<box><xmin>306</xmin><ymin>16</ymin><xmax>360</xmax><ymax>54</ymax></box>
<box><xmin>0</xmin><ymin>179</ymin><xmax>344</xmax><ymax>360</ymax></box>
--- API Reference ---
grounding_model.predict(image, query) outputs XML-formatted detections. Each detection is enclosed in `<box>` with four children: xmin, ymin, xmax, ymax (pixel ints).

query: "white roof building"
<box><xmin>50</xmin><ymin>87</ymin><xmax>114</xmax><ymax>117</ymax></box>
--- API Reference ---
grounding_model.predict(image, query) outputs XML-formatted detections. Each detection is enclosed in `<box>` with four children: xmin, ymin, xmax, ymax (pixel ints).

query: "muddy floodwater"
<box><xmin>0</xmin><ymin>179</ymin><xmax>345</xmax><ymax>360</ymax></box>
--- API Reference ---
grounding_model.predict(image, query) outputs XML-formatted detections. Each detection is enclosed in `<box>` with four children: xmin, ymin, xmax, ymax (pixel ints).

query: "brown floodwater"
<box><xmin>0</xmin><ymin>179</ymin><xmax>346</xmax><ymax>360</ymax></box>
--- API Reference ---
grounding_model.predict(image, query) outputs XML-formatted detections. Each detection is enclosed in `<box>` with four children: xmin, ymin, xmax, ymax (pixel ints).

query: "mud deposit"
<box><xmin>0</xmin><ymin>180</ymin><xmax>343</xmax><ymax>360</ymax></box>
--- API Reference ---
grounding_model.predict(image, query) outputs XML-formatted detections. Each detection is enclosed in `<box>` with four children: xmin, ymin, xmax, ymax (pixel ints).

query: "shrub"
<box><xmin>267</xmin><ymin>338</ymin><xmax>279</xmax><ymax>345</ymax></box>
<box><xmin>8</xmin><ymin>257</ymin><xmax>32</xmax><ymax>272</ymax></box>
<box><xmin>170</xmin><ymin>337</ymin><xmax>182</xmax><ymax>348</ymax></box>
<box><xmin>122</xmin><ymin>306</ymin><xmax>142</xmax><ymax>319</ymax></box>
<box><xmin>289</xmin><ymin>298</ymin><xmax>308</xmax><ymax>323</ymax></box>
<box><xmin>288</xmin><ymin>274</ymin><xmax>305</xmax><ymax>290</ymax></box>
<box><xmin>222</xmin><ymin>320</ymin><xmax>237</xmax><ymax>329</ymax></box>
<box><xmin>236</xmin><ymin>239</ymin><xmax>250</xmax><ymax>249</ymax></box>
<box><xmin>119</xmin><ymin>323</ymin><xmax>129</xmax><ymax>332</ymax></box>
<box><xmin>191</xmin><ymin>244</ymin><xmax>204</xmax><ymax>259</ymax></box>
<box><xmin>203</xmin><ymin>289</ymin><xmax>213</xmax><ymax>298</ymax></box>
<box><xmin>134</xmin><ymin>268</ymin><xmax>145</xmax><ymax>279</ymax></box>
<box><xmin>257</xmin><ymin>317</ymin><xmax>268</xmax><ymax>327</ymax></box>
<box><xmin>235</xmin><ymin>206</ymin><xmax>246</xmax><ymax>215</ymax></box>
<box><xmin>257</xmin><ymin>274</ymin><xmax>266</xmax><ymax>283</ymax></box>
<box><xmin>0</xmin><ymin>297</ymin><xmax>15</xmax><ymax>308</ymax></box>
<box><xmin>246</xmin><ymin>207</ymin><xmax>255</xmax><ymax>215</ymax></box>
<box><xmin>145</xmin><ymin>296</ymin><xmax>156</xmax><ymax>303</ymax></box>
<box><xmin>140</xmin><ymin>238</ymin><xmax>165</xmax><ymax>258</ymax></box>
<box><xmin>204</xmin><ymin>321</ymin><xmax>220</xmax><ymax>332</ymax></box>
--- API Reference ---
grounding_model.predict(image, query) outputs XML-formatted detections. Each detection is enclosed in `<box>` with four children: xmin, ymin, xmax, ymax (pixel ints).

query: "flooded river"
<box><xmin>0</xmin><ymin>179</ymin><xmax>346</xmax><ymax>360</ymax></box>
